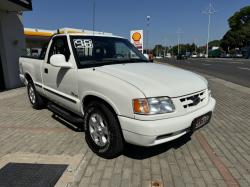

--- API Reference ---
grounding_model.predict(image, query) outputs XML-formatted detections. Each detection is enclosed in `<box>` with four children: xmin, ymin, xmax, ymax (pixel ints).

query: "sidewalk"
<box><xmin>0</xmin><ymin>76</ymin><xmax>249</xmax><ymax>187</ymax></box>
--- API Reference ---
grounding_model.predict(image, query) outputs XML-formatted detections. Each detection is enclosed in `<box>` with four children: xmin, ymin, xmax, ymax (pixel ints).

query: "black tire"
<box><xmin>27</xmin><ymin>82</ymin><xmax>46</xmax><ymax>109</ymax></box>
<box><xmin>84</xmin><ymin>101</ymin><xmax>124</xmax><ymax>158</ymax></box>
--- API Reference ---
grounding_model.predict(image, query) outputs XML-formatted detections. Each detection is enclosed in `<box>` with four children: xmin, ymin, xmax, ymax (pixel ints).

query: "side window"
<box><xmin>48</xmin><ymin>37</ymin><xmax>70</xmax><ymax>63</ymax></box>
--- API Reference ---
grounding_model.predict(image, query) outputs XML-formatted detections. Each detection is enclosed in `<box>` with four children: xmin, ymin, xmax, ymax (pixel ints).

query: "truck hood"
<box><xmin>97</xmin><ymin>63</ymin><xmax>207</xmax><ymax>98</ymax></box>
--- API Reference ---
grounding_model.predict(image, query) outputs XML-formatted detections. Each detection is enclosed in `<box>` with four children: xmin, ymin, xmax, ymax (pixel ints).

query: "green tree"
<box><xmin>221</xmin><ymin>6</ymin><xmax>250</xmax><ymax>51</ymax></box>
<box><xmin>169</xmin><ymin>45</ymin><xmax>178</xmax><ymax>55</ymax></box>
<box><xmin>152</xmin><ymin>45</ymin><xmax>165</xmax><ymax>56</ymax></box>
<box><xmin>228</xmin><ymin>6</ymin><xmax>250</xmax><ymax>29</ymax></box>
<box><xmin>197</xmin><ymin>46</ymin><xmax>206</xmax><ymax>54</ymax></box>
<box><xmin>209</xmin><ymin>40</ymin><xmax>221</xmax><ymax>47</ymax></box>
<box><xmin>168</xmin><ymin>43</ymin><xmax>198</xmax><ymax>55</ymax></box>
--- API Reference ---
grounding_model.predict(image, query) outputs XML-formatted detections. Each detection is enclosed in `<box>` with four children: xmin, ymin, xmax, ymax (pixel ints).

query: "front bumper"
<box><xmin>119</xmin><ymin>97</ymin><xmax>216</xmax><ymax>146</ymax></box>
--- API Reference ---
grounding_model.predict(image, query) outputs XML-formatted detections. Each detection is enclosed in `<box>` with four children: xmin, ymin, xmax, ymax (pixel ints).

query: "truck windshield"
<box><xmin>70</xmin><ymin>36</ymin><xmax>148</xmax><ymax>68</ymax></box>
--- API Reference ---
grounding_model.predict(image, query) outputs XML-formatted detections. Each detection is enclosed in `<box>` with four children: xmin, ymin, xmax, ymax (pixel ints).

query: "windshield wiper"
<box><xmin>80</xmin><ymin>60</ymin><xmax>108</xmax><ymax>67</ymax></box>
<box><xmin>80</xmin><ymin>59</ymin><xmax>148</xmax><ymax>68</ymax></box>
<box><xmin>128</xmin><ymin>58</ymin><xmax>148</xmax><ymax>63</ymax></box>
<box><xmin>102</xmin><ymin>58</ymin><xmax>148</xmax><ymax>63</ymax></box>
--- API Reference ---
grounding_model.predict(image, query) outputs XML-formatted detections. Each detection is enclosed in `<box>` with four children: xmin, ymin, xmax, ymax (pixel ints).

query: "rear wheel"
<box><xmin>84</xmin><ymin>101</ymin><xmax>124</xmax><ymax>158</ymax></box>
<box><xmin>27</xmin><ymin>82</ymin><xmax>46</xmax><ymax>109</ymax></box>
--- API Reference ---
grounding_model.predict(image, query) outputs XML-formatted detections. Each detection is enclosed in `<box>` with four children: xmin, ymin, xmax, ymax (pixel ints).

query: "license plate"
<box><xmin>192</xmin><ymin>112</ymin><xmax>212</xmax><ymax>130</ymax></box>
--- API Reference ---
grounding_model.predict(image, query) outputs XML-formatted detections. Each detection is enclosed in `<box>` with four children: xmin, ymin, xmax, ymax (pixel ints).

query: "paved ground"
<box><xmin>0</xmin><ymin>72</ymin><xmax>250</xmax><ymax>186</ymax></box>
<box><xmin>159</xmin><ymin>58</ymin><xmax>250</xmax><ymax>88</ymax></box>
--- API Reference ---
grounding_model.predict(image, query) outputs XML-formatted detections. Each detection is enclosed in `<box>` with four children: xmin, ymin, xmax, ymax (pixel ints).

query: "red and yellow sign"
<box><xmin>130</xmin><ymin>30</ymin><xmax>143</xmax><ymax>52</ymax></box>
<box><xmin>132</xmin><ymin>32</ymin><xmax>142</xmax><ymax>42</ymax></box>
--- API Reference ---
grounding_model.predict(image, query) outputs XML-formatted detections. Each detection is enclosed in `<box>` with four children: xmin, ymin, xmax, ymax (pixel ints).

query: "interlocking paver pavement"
<box><xmin>0</xmin><ymin>75</ymin><xmax>249</xmax><ymax>187</ymax></box>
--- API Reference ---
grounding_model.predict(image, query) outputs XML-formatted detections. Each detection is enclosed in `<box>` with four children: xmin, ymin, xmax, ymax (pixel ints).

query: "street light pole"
<box><xmin>177</xmin><ymin>28</ymin><xmax>183</xmax><ymax>55</ymax></box>
<box><xmin>203</xmin><ymin>3</ymin><xmax>216</xmax><ymax>58</ymax></box>
<box><xmin>206</xmin><ymin>11</ymin><xmax>211</xmax><ymax>58</ymax></box>
<box><xmin>92</xmin><ymin>0</ymin><xmax>96</xmax><ymax>35</ymax></box>
<box><xmin>193</xmin><ymin>37</ymin><xmax>198</xmax><ymax>54</ymax></box>
<box><xmin>178</xmin><ymin>35</ymin><xmax>180</xmax><ymax>54</ymax></box>
<box><xmin>164</xmin><ymin>37</ymin><xmax>167</xmax><ymax>58</ymax></box>
<box><xmin>146</xmin><ymin>16</ymin><xmax>150</xmax><ymax>55</ymax></box>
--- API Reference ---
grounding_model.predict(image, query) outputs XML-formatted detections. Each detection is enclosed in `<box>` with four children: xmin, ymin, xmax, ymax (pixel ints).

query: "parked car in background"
<box><xmin>242</xmin><ymin>42</ymin><xmax>250</xmax><ymax>59</ymax></box>
<box><xmin>234</xmin><ymin>53</ymin><xmax>243</xmax><ymax>58</ymax></box>
<box><xmin>165</xmin><ymin>53</ymin><xmax>172</xmax><ymax>58</ymax></box>
<box><xmin>199</xmin><ymin>53</ymin><xmax>205</xmax><ymax>58</ymax></box>
<box><xmin>155</xmin><ymin>56</ymin><xmax>162</xmax><ymax>59</ymax></box>
<box><xmin>224</xmin><ymin>54</ymin><xmax>231</xmax><ymax>58</ymax></box>
<box><xmin>191</xmin><ymin>53</ymin><xmax>198</xmax><ymax>58</ymax></box>
<box><xmin>177</xmin><ymin>54</ymin><xmax>188</xmax><ymax>60</ymax></box>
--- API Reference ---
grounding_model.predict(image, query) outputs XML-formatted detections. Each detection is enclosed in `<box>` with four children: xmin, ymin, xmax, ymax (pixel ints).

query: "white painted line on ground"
<box><xmin>237</xmin><ymin>67</ymin><xmax>250</xmax><ymax>71</ymax></box>
<box><xmin>226</xmin><ymin>61</ymin><xmax>244</xmax><ymax>64</ymax></box>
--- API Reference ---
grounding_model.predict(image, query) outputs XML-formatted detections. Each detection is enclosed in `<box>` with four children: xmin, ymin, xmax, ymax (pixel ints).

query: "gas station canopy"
<box><xmin>0</xmin><ymin>0</ymin><xmax>32</xmax><ymax>12</ymax></box>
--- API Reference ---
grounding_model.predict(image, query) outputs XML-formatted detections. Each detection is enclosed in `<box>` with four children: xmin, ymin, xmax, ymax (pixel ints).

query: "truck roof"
<box><xmin>54</xmin><ymin>33</ymin><xmax>124</xmax><ymax>39</ymax></box>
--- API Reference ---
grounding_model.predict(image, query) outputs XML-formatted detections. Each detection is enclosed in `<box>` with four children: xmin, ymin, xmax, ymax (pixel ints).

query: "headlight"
<box><xmin>133</xmin><ymin>97</ymin><xmax>175</xmax><ymax>115</ymax></box>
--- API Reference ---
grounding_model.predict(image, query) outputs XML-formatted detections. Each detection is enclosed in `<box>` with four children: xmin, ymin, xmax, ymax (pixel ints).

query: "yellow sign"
<box><xmin>132</xmin><ymin>32</ymin><xmax>141</xmax><ymax>42</ymax></box>
<box><xmin>130</xmin><ymin>30</ymin><xmax>143</xmax><ymax>52</ymax></box>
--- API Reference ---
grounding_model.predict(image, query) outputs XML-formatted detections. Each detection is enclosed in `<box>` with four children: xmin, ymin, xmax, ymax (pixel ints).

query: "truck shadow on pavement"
<box><xmin>123</xmin><ymin>134</ymin><xmax>191</xmax><ymax>160</ymax></box>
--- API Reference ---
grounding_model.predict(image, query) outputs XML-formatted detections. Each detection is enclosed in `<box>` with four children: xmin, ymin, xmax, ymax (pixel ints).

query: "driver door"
<box><xmin>42</xmin><ymin>36</ymin><xmax>80</xmax><ymax>113</ymax></box>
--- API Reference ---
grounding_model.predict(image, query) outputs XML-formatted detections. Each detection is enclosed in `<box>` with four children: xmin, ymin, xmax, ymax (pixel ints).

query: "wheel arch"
<box><xmin>24</xmin><ymin>73</ymin><xmax>33</xmax><ymax>83</ymax></box>
<box><xmin>82</xmin><ymin>95</ymin><xmax>119</xmax><ymax>116</ymax></box>
<box><xmin>82</xmin><ymin>94</ymin><xmax>125</xmax><ymax>143</ymax></box>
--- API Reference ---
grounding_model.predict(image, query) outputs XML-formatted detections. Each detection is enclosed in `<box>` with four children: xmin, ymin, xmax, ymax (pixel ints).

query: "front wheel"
<box><xmin>84</xmin><ymin>101</ymin><xmax>124</xmax><ymax>158</ymax></box>
<box><xmin>27</xmin><ymin>82</ymin><xmax>46</xmax><ymax>109</ymax></box>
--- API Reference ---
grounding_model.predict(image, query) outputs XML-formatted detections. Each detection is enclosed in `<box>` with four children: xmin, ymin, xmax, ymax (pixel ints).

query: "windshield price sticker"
<box><xmin>74</xmin><ymin>39</ymin><xmax>93</xmax><ymax>49</ymax></box>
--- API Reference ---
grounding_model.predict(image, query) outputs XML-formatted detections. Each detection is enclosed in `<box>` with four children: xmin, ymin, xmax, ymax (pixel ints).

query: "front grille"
<box><xmin>180</xmin><ymin>90</ymin><xmax>206</xmax><ymax>109</ymax></box>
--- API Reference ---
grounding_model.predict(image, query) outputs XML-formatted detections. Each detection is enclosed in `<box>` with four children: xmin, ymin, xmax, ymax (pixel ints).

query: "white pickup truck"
<box><xmin>19</xmin><ymin>33</ymin><xmax>216</xmax><ymax>158</ymax></box>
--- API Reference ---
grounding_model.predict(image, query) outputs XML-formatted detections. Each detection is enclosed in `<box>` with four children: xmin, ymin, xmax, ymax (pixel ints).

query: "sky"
<box><xmin>23</xmin><ymin>0</ymin><xmax>250</xmax><ymax>48</ymax></box>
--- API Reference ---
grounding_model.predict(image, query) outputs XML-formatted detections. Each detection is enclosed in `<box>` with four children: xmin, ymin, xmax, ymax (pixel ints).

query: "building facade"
<box><xmin>0</xmin><ymin>0</ymin><xmax>32</xmax><ymax>90</ymax></box>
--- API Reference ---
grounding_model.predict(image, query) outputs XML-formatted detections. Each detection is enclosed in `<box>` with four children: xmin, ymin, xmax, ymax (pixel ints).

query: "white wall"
<box><xmin>0</xmin><ymin>11</ymin><xmax>26</xmax><ymax>89</ymax></box>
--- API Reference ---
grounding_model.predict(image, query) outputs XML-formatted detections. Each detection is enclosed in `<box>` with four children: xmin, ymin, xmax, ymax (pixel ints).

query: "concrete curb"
<box><xmin>205</xmin><ymin>75</ymin><xmax>250</xmax><ymax>95</ymax></box>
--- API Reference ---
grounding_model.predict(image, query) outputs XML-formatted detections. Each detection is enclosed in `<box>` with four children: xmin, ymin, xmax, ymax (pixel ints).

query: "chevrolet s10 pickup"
<box><xmin>19</xmin><ymin>33</ymin><xmax>216</xmax><ymax>158</ymax></box>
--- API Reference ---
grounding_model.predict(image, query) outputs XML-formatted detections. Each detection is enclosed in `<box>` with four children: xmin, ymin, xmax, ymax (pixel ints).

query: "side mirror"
<box><xmin>50</xmin><ymin>54</ymin><xmax>72</xmax><ymax>68</ymax></box>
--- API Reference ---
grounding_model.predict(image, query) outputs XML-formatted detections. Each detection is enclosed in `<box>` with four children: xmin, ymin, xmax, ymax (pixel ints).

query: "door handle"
<box><xmin>44</xmin><ymin>68</ymin><xmax>48</xmax><ymax>74</ymax></box>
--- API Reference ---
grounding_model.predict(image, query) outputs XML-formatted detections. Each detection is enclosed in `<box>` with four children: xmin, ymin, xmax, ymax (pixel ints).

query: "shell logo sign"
<box><xmin>130</xmin><ymin>30</ymin><xmax>143</xmax><ymax>52</ymax></box>
<box><xmin>132</xmin><ymin>32</ymin><xmax>142</xmax><ymax>42</ymax></box>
